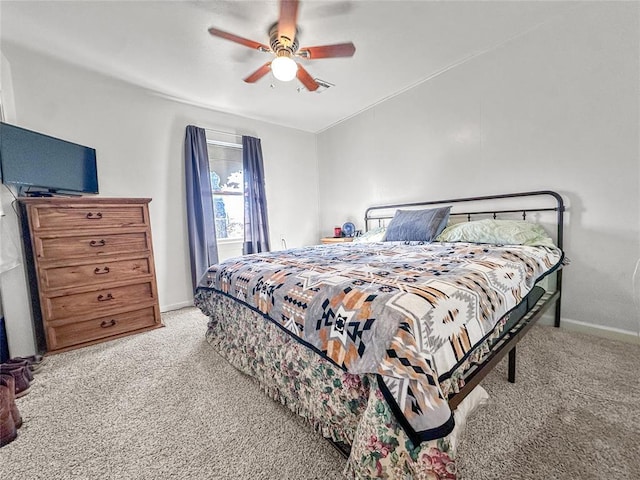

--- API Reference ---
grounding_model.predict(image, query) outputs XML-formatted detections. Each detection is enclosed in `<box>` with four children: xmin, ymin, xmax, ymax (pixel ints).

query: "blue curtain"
<box><xmin>242</xmin><ymin>136</ymin><xmax>271</xmax><ymax>254</ymax></box>
<box><xmin>185</xmin><ymin>125</ymin><xmax>218</xmax><ymax>290</ymax></box>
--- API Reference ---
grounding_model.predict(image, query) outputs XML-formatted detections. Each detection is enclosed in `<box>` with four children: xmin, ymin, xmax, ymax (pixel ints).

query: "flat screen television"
<box><xmin>0</xmin><ymin>122</ymin><xmax>99</xmax><ymax>195</ymax></box>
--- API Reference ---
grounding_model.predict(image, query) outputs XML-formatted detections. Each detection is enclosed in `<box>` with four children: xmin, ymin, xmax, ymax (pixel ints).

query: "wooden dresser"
<box><xmin>19</xmin><ymin>197</ymin><xmax>163</xmax><ymax>353</ymax></box>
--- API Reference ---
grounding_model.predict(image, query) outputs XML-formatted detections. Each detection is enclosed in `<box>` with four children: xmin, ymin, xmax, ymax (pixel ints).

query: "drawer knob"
<box><xmin>97</xmin><ymin>293</ymin><xmax>114</xmax><ymax>302</ymax></box>
<box><xmin>100</xmin><ymin>319</ymin><xmax>117</xmax><ymax>328</ymax></box>
<box><xmin>86</xmin><ymin>212</ymin><xmax>103</xmax><ymax>220</ymax></box>
<box><xmin>94</xmin><ymin>267</ymin><xmax>110</xmax><ymax>275</ymax></box>
<box><xmin>89</xmin><ymin>239</ymin><xmax>106</xmax><ymax>247</ymax></box>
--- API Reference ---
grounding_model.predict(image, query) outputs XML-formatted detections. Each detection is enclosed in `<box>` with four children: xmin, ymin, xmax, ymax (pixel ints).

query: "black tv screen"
<box><xmin>0</xmin><ymin>122</ymin><xmax>98</xmax><ymax>195</ymax></box>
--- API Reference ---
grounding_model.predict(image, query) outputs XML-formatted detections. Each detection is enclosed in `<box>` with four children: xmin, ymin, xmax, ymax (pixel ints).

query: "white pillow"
<box><xmin>437</xmin><ymin>219</ymin><xmax>555</xmax><ymax>247</ymax></box>
<box><xmin>448</xmin><ymin>385</ymin><xmax>489</xmax><ymax>451</ymax></box>
<box><xmin>352</xmin><ymin>226</ymin><xmax>387</xmax><ymax>243</ymax></box>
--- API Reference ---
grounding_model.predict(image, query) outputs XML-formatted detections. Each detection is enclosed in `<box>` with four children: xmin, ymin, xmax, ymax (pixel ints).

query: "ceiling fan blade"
<box><xmin>298</xmin><ymin>42</ymin><xmax>356</xmax><ymax>59</ymax></box>
<box><xmin>278</xmin><ymin>0</ymin><xmax>299</xmax><ymax>47</ymax></box>
<box><xmin>296</xmin><ymin>63</ymin><xmax>319</xmax><ymax>91</ymax></box>
<box><xmin>244</xmin><ymin>62</ymin><xmax>272</xmax><ymax>83</ymax></box>
<box><xmin>208</xmin><ymin>27</ymin><xmax>270</xmax><ymax>51</ymax></box>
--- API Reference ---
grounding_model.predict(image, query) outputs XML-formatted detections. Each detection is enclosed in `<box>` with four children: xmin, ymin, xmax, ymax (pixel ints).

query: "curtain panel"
<box><xmin>242</xmin><ymin>136</ymin><xmax>270</xmax><ymax>255</ymax></box>
<box><xmin>185</xmin><ymin>125</ymin><xmax>218</xmax><ymax>290</ymax></box>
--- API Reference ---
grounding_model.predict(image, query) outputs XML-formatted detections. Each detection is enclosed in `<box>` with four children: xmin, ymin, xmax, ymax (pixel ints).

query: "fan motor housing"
<box><xmin>268</xmin><ymin>22</ymin><xmax>299</xmax><ymax>55</ymax></box>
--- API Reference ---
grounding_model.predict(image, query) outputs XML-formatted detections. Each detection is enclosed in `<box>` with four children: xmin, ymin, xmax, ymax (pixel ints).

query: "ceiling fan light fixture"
<box><xmin>208</xmin><ymin>0</ymin><xmax>355</xmax><ymax>91</ymax></box>
<box><xmin>271</xmin><ymin>55</ymin><xmax>297</xmax><ymax>82</ymax></box>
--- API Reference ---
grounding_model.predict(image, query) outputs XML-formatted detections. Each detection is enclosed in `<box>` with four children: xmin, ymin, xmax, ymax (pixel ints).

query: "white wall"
<box><xmin>1</xmin><ymin>43</ymin><xmax>319</xmax><ymax>348</ymax></box>
<box><xmin>317</xmin><ymin>3</ymin><xmax>640</xmax><ymax>333</ymax></box>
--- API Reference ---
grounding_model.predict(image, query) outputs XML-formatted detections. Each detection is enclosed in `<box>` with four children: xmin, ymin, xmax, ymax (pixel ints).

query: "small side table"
<box><xmin>321</xmin><ymin>237</ymin><xmax>355</xmax><ymax>244</ymax></box>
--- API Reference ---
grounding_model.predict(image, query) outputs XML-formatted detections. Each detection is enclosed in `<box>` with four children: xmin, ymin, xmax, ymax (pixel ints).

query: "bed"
<box><xmin>194</xmin><ymin>190</ymin><xmax>565</xmax><ymax>479</ymax></box>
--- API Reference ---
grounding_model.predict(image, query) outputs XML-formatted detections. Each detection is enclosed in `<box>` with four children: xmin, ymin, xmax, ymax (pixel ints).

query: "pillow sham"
<box><xmin>383</xmin><ymin>206</ymin><xmax>451</xmax><ymax>242</ymax></box>
<box><xmin>436</xmin><ymin>219</ymin><xmax>555</xmax><ymax>247</ymax></box>
<box><xmin>352</xmin><ymin>226</ymin><xmax>387</xmax><ymax>243</ymax></box>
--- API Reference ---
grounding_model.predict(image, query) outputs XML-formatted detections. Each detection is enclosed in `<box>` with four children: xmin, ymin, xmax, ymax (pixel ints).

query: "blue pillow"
<box><xmin>383</xmin><ymin>206</ymin><xmax>451</xmax><ymax>242</ymax></box>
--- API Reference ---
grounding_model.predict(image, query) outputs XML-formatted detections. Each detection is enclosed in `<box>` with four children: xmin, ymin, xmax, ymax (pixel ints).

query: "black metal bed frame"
<box><xmin>363</xmin><ymin>190</ymin><xmax>565</xmax><ymax>410</ymax></box>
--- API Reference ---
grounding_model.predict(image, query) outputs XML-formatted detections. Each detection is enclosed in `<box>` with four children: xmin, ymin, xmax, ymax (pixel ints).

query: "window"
<box><xmin>206</xmin><ymin>140</ymin><xmax>243</xmax><ymax>242</ymax></box>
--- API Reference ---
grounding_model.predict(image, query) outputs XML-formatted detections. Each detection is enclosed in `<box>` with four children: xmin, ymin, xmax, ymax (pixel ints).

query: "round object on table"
<box><xmin>342</xmin><ymin>222</ymin><xmax>356</xmax><ymax>237</ymax></box>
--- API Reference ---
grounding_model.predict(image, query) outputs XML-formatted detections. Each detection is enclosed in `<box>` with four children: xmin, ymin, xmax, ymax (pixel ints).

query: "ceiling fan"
<box><xmin>208</xmin><ymin>0</ymin><xmax>356</xmax><ymax>91</ymax></box>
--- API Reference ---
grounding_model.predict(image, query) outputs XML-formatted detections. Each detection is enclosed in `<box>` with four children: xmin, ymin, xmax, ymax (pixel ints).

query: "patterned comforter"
<box><xmin>196</xmin><ymin>241</ymin><xmax>563</xmax><ymax>443</ymax></box>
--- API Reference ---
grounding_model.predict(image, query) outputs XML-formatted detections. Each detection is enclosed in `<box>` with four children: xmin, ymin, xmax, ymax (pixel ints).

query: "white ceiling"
<box><xmin>1</xmin><ymin>0</ymin><xmax>578</xmax><ymax>133</ymax></box>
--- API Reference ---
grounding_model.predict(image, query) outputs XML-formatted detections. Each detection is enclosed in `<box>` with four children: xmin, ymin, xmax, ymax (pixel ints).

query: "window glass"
<box><xmin>207</xmin><ymin>142</ymin><xmax>243</xmax><ymax>241</ymax></box>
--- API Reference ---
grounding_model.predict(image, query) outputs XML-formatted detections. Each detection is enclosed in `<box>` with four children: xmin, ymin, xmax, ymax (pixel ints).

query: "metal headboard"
<box><xmin>365</xmin><ymin>190</ymin><xmax>566</xmax><ymax>328</ymax></box>
<box><xmin>364</xmin><ymin>190</ymin><xmax>565</xmax><ymax>250</ymax></box>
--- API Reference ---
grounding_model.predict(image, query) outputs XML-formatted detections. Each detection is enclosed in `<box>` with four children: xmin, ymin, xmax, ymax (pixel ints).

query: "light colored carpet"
<box><xmin>1</xmin><ymin>307</ymin><xmax>638</xmax><ymax>479</ymax></box>
<box><xmin>457</xmin><ymin>321</ymin><xmax>640</xmax><ymax>480</ymax></box>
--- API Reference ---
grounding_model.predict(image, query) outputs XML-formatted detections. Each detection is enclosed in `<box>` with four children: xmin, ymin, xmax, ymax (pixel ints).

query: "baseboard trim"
<box><xmin>160</xmin><ymin>300</ymin><xmax>194</xmax><ymax>313</ymax></box>
<box><xmin>539</xmin><ymin>313</ymin><xmax>640</xmax><ymax>345</ymax></box>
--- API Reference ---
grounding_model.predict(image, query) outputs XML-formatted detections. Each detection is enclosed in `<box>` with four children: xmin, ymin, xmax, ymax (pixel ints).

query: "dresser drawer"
<box><xmin>37</xmin><ymin>232</ymin><xmax>149</xmax><ymax>261</ymax></box>
<box><xmin>29</xmin><ymin>204</ymin><xmax>147</xmax><ymax>230</ymax></box>
<box><xmin>40</xmin><ymin>257</ymin><xmax>152</xmax><ymax>291</ymax></box>
<box><xmin>49</xmin><ymin>307</ymin><xmax>158</xmax><ymax>350</ymax></box>
<box><xmin>46</xmin><ymin>282</ymin><xmax>155</xmax><ymax>321</ymax></box>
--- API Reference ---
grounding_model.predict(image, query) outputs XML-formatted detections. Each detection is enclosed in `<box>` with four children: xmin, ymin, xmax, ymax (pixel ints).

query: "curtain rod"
<box><xmin>204</xmin><ymin>128</ymin><xmax>243</xmax><ymax>138</ymax></box>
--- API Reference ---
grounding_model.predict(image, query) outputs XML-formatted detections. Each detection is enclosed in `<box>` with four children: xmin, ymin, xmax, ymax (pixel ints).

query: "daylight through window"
<box><xmin>206</xmin><ymin>140</ymin><xmax>243</xmax><ymax>241</ymax></box>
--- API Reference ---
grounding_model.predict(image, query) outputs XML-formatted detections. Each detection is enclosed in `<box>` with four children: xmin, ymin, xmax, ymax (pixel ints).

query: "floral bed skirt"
<box><xmin>196</xmin><ymin>290</ymin><xmax>459</xmax><ymax>480</ymax></box>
